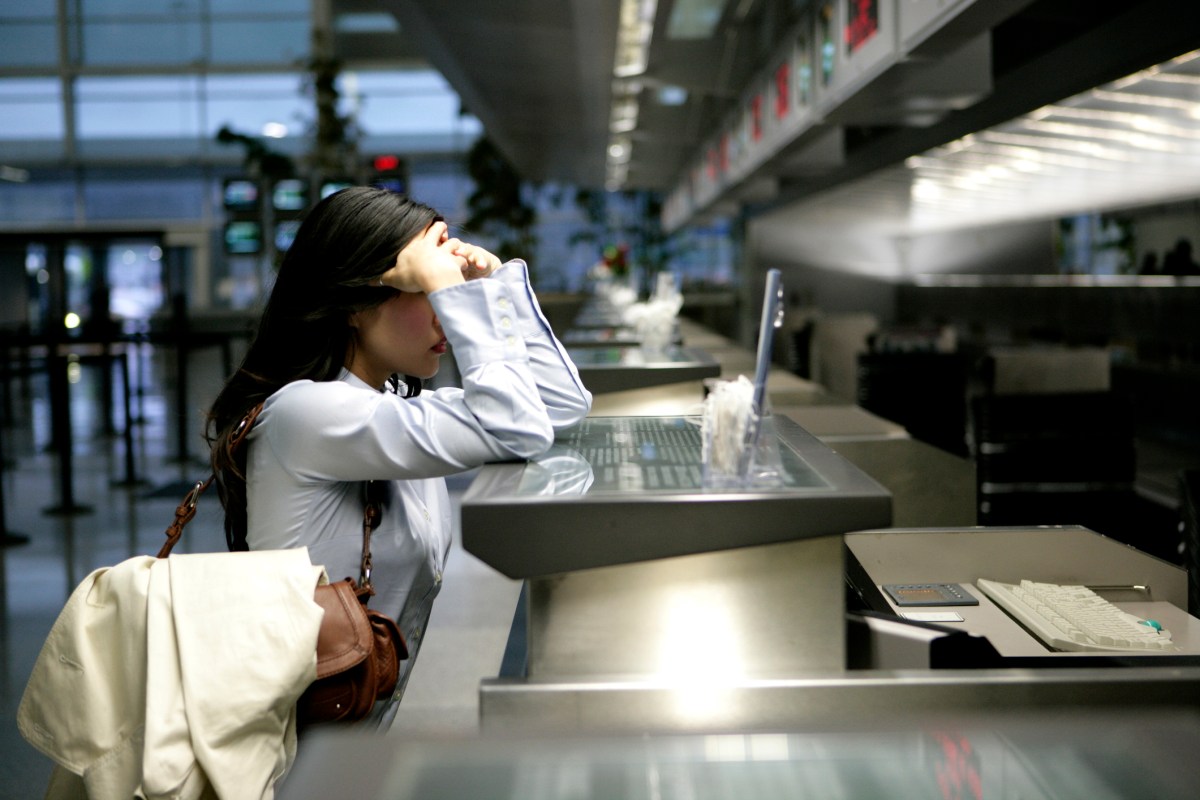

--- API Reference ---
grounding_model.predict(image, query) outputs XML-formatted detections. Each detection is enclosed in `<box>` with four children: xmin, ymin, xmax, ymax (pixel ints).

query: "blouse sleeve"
<box><xmin>258</xmin><ymin>269</ymin><xmax>590</xmax><ymax>484</ymax></box>
<box><xmin>490</xmin><ymin>259</ymin><xmax>592</xmax><ymax>429</ymax></box>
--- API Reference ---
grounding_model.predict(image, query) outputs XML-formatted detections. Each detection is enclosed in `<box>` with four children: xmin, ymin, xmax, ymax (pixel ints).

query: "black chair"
<box><xmin>971</xmin><ymin>391</ymin><xmax>1139</xmax><ymax>538</ymax></box>
<box><xmin>857</xmin><ymin>351</ymin><xmax>969</xmax><ymax>457</ymax></box>
<box><xmin>783</xmin><ymin>320</ymin><xmax>814</xmax><ymax>379</ymax></box>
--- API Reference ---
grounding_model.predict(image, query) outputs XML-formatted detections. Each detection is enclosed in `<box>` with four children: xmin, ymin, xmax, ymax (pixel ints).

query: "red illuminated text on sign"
<box><xmin>845</xmin><ymin>0</ymin><xmax>878</xmax><ymax>54</ymax></box>
<box><xmin>775</xmin><ymin>62</ymin><xmax>790</xmax><ymax>120</ymax></box>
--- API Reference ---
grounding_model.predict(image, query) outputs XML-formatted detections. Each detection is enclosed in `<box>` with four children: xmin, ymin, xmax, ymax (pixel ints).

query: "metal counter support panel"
<box><xmin>478</xmin><ymin>668</ymin><xmax>1200</xmax><ymax>735</ymax></box>
<box><xmin>525</xmin><ymin>535</ymin><xmax>844</xmax><ymax>679</ymax></box>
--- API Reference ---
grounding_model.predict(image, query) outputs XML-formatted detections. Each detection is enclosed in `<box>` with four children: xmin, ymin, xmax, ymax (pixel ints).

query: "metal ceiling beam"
<box><xmin>379</xmin><ymin>0</ymin><xmax>618</xmax><ymax>186</ymax></box>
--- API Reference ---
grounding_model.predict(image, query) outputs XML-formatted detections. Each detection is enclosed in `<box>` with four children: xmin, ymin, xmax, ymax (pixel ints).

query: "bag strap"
<box><xmin>156</xmin><ymin>403</ymin><xmax>380</xmax><ymax>593</ymax></box>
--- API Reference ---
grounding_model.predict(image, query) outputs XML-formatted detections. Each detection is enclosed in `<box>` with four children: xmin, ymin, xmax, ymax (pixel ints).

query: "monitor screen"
<box><xmin>222</xmin><ymin>178</ymin><xmax>259</xmax><ymax>212</ymax></box>
<box><xmin>274</xmin><ymin>219</ymin><xmax>301</xmax><ymax>252</ymax></box>
<box><xmin>272</xmin><ymin>178</ymin><xmax>309</xmax><ymax>212</ymax></box>
<box><xmin>319</xmin><ymin>179</ymin><xmax>355</xmax><ymax>199</ymax></box>
<box><xmin>224</xmin><ymin>220</ymin><xmax>263</xmax><ymax>255</ymax></box>
<box><xmin>370</xmin><ymin>176</ymin><xmax>407</xmax><ymax>194</ymax></box>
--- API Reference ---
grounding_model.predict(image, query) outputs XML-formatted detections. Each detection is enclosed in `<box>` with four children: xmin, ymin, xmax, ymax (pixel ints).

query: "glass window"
<box><xmin>0</xmin><ymin>180</ymin><xmax>76</xmax><ymax>224</ymax></box>
<box><xmin>209</xmin><ymin>19</ymin><xmax>309</xmax><ymax>64</ymax></box>
<box><xmin>80</xmin><ymin>20</ymin><xmax>206</xmax><ymax>65</ymax></box>
<box><xmin>0</xmin><ymin>79</ymin><xmax>63</xmax><ymax>139</ymax></box>
<box><xmin>0</xmin><ymin>0</ymin><xmax>55</xmax><ymax>16</ymax></box>
<box><xmin>408</xmin><ymin>161</ymin><xmax>472</xmax><ymax>222</ymax></box>
<box><xmin>76</xmin><ymin>76</ymin><xmax>204</xmax><ymax>139</ymax></box>
<box><xmin>0</xmin><ymin>21</ymin><xmax>58</xmax><ymax>68</ymax></box>
<box><xmin>63</xmin><ymin>244</ymin><xmax>95</xmax><ymax>326</ymax></box>
<box><xmin>82</xmin><ymin>176</ymin><xmax>209</xmax><ymax>222</ymax></box>
<box><xmin>209</xmin><ymin>0</ymin><xmax>306</xmax><ymax>12</ymax></box>
<box><xmin>204</xmin><ymin>73</ymin><xmax>309</xmax><ymax>138</ymax></box>
<box><xmin>344</xmin><ymin>70</ymin><xmax>481</xmax><ymax>136</ymax></box>
<box><xmin>107</xmin><ymin>241</ymin><xmax>166</xmax><ymax>321</ymax></box>
<box><xmin>79</xmin><ymin>0</ymin><xmax>203</xmax><ymax>14</ymax></box>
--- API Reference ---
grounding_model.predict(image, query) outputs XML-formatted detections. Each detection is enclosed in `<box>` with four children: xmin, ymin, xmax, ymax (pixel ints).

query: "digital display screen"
<box><xmin>274</xmin><ymin>219</ymin><xmax>301</xmax><ymax>252</ymax></box>
<box><xmin>319</xmin><ymin>179</ymin><xmax>355</xmax><ymax>199</ymax></box>
<box><xmin>223</xmin><ymin>220</ymin><xmax>262</xmax><ymax>255</ymax></box>
<box><xmin>222</xmin><ymin>178</ymin><xmax>259</xmax><ymax>212</ymax></box>
<box><xmin>897</xmin><ymin>587</ymin><xmax>943</xmax><ymax>600</ymax></box>
<box><xmin>884</xmin><ymin>583</ymin><xmax>979</xmax><ymax>607</ymax></box>
<box><xmin>818</xmin><ymin>2</ymin><xmax>836</xmax><ymax>87</ymax></box>
<box><xmin>272</xmin><ymin>178</ymin><xmax>309</xmax><ymax>212</ymax></box>
<box><xmin>845</xmin><ymin>0</ymin><xmax>879</xmax><ymax>55</ymax></box>
<box><xmin>370</xmin><ymin>176</ymin><xmax>407</xmax><ymax>194</ymax></box>
<box><xmin>796</xmin><ymin>31</ymin><xmax>813</xmax><ymax>106</ymax></box>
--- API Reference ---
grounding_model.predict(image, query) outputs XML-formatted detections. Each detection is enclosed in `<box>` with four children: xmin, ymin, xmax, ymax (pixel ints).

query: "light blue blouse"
<box><xmin>244</xmin><ymin>260</ymin><xmax>591</xmax><ymax>699</ymax></box>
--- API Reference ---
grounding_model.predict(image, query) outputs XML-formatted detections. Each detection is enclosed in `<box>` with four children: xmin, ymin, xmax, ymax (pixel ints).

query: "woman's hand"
<box><xmin>377</xmin><ymin>221</ymin><xmax>467</xmax><ymax>294</ymax></box>
<box><xmin>450</xmin><ymin>241</ymin><xmax>502</xmax><ymax>280</ymax></box>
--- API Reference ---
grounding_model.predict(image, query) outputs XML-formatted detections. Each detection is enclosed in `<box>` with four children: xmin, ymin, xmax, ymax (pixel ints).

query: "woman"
<box><xmin>207</xmin><ymin>186</ymin><xmax>591</xmax><ymax>723</ymax></box>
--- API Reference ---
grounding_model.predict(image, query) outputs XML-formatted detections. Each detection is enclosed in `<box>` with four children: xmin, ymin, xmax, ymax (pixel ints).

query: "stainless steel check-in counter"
<box><xmin>461</xmin><ymin>415</ymin><xmax>892</xmax><ymax>577</ymax></box>
<box><xmin>453</xmin><ymin>316</ymin><xmax>1200</xmax><ymax>738</ymax></box>
<box><xmin>567</xmin><ymin>346</ymin><xmax>720</xmax><ymax>394</ymax></box>
<box><xmin>474</xmin><ymin>521</ymin><xmax>1200</xmax><ymax>736</ymax></box>
<box><xmin>283</xmin><ymin>315</ymin><xmax>1200</xmax><ymax>795</ymax></box>
<box><xmin>458</xmin><ymin>411</ymin><xmax>893</xmax><ymax>731</ymax></box>
<box><xmin>561</xmin><ymin>324</ymin><xmax>682</xmax><ymax>348</ymax></box>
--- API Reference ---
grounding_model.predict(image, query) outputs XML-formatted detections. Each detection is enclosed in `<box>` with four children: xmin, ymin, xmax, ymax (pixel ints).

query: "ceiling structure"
<box><xmin>369</xmin><ymin>0</ymin><xmax>619</xmax><ymax>188</ymax></box>
<box><xmin>365</xmin><ymin>0</ymin><xmax>1200</xmax><ymax>234</ymax></box>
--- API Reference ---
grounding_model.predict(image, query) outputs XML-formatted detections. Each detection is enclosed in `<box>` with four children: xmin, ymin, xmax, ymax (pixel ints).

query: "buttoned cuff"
<box><xmin>492</xmin><ymin>259</ymin><xmax>553</xmax><ymax>339</ymax></box>
<box><xmin>429</xmin><ymin>279</ymin><xmax>529</xmax><ymax>368</ymax></box>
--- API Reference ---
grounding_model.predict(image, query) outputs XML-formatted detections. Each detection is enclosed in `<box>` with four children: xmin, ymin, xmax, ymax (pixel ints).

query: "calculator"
<box><xmin>883</xmin><ymin>583</ymin><xmax>979</xmax><ymax>607</ymax></box>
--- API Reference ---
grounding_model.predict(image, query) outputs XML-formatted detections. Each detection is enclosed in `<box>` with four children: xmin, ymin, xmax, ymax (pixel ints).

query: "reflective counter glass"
<box><xmin>461</xmin><ymin>415</ymin><xmax>890</xmax><ymax>577</ymax></box>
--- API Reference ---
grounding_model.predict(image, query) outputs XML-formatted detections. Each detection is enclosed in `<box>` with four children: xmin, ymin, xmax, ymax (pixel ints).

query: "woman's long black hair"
<box><xmin>207</xmin><ymin>186</ymin><xmax>440</xmax><ymax>550</ymax></box>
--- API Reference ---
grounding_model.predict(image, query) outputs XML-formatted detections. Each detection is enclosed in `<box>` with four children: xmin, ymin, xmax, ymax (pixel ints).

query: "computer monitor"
<box><xmin>223</xmin><ymin>220</ymin><xmax>263</xmax><ymax>255</ymax></box>
<box><xmin>274</xmin><ymin>219</ymin><xmax>301</xmax><ymax>252</ymax></box>
<box><xmin>221</xmin><ymin>178</ymin><xmax>259</xmax><ymax>213</ymax></box>
<box><xmin>319</xmin><ymin>178</ymin><xmax>355</xmax><ymax>199</ymax></box>
<box><xmin>370</xmin><ymin>176</ymin><xmax>407</xmax><ymax>194</ymax></box>
<box><xmin>272</xmin><ymin>178</ymin><xmax>309</xmax><ymax>213</ymax></box>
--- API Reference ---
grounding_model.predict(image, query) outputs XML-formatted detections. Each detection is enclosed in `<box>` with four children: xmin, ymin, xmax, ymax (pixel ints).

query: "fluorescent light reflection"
<box><xmin>900</xmin><ymin>48</ymin><xmax>1200</xmax><ymax>232</ymax></box>
<box><xmin>615</xmin><ymin>0</ymin><xmax>658</xmax><ymax>78</ymax></box>
<box><xmin>704</xmin><ymin>733</ymin><xmax>792</xmax><ymax>762</ymax></box>
<box><xmin>608</xmin><ymin>0</ymin><xmax>657</xmax><ymax>188</ymax></box>
<box><xmin>656</xmin><ymin>588</ymin><xmax>744</xmax><ymax>722</ymax></box>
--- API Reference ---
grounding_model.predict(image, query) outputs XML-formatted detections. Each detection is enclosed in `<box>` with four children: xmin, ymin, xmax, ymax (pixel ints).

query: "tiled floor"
<box><xmin>0</xmin><ymin>342</ymin><xmax>521</xmax><ymax>797</ymax></box>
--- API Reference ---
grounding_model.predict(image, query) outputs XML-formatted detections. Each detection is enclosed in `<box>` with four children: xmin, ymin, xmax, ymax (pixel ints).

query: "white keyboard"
<box><xmin>976</xmin><ymin>578</ymin><xmax>1176</xmax><ymax>653</ymax></box>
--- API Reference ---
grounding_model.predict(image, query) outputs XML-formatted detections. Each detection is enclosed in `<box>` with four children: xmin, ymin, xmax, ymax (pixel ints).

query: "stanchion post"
<box><xmin>43</xmin><ymin>345</ymin><xmax>92</xmax><ymax>516</ymax></box>
<box><xmin>42</xmin><ymin>240</ymin><xmax>91</xmax><ymax>517</ymax></box>
<box><xmin>0</xmin><ymin>418</ymin><xmax>30</xmax><ymax>547</ymax></box>
<box><xmin>111</xmin><ymin>348</ymin><xmax>146</xmax><ymax>488</ymax></box>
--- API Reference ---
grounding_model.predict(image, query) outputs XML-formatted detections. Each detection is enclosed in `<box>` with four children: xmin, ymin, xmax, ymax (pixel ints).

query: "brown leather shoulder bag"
<box><xmin>156</xmin><ymin>404</ymin><xmax>408</xmax><ymax>726</ymax></box>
